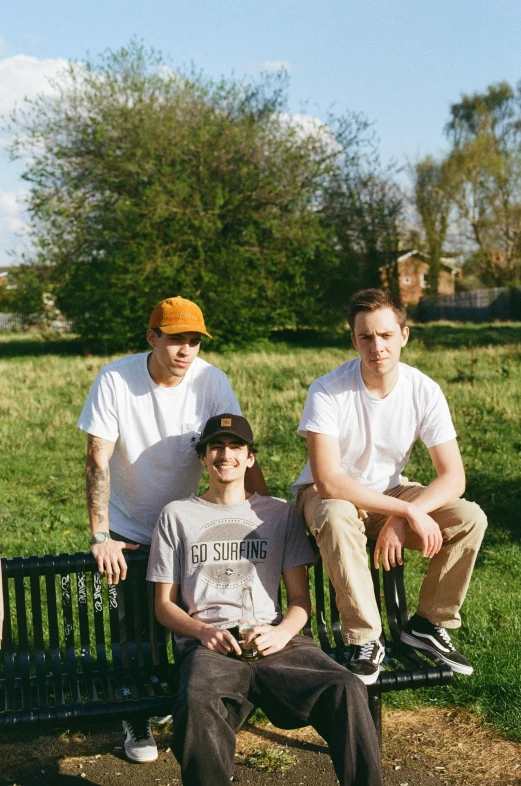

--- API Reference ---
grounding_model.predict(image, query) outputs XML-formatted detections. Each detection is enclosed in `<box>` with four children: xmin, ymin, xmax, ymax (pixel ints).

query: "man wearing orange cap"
<box><xmin>77</xmin><ymin>296</ymin><xmax>267</xmax><ymax>762</ymax></box>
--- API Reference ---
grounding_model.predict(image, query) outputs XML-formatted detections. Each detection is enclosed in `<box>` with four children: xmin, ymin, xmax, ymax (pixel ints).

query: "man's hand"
<box><xmin>198</xmin><ymin>626</ymin><xmax>242</xmax><ymax>657</ymax></box>
<box><xmin>405</xmin><ymin>506</ymin><xmax>443</xmax><ymax>558</ymax></box>
<box><xmin>246</xmin><ymin>623</ymin><xmax>292</xmax><ymax>657</ymax></box>
<box><xmin>374</xmin><ymin>517</ymin><xmax>407</xmax><ymax>570</ymax></box>
<box><xmin>91</xmin><ymin>539</ymin><xmax>140</xmax><ymax>584</ymax></box>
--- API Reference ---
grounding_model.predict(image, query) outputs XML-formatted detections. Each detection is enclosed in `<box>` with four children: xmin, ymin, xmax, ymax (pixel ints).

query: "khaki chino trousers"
<box><xmin>297</xmin><ymin>482</ymin><xmax>487</xmax><ymax>646</ymax></box>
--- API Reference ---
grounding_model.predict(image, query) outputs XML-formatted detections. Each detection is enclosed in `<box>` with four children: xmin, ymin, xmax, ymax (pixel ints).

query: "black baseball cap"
<box><xmin>196</xmin><ymin>413</ymin><xmax>254</xmax><ymax>450</ymax></box>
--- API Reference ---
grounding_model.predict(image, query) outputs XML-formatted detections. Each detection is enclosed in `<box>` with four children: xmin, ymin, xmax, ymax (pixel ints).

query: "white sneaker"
<box><xmin>150</xmin><ymin>714</ymin><xmax>172</xmax><ymax>725</ymax></box>
<box><xmin>122</xmin><ymin>718</ymin><xmax>158</xmax><ymax>763</ymax></box>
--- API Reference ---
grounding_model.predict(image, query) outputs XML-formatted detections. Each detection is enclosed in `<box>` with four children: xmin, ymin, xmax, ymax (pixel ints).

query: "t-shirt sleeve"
<box><xmin>297</xmin><ymin>380</ymin><xmax>340</xmax><ymax>439</ymax></box>
<box><xmin>282</xmin><ymin>503</ymin><xmax>317</xmax><ymax>570</ymax></box>
<box><xmin>146</xmin><ymin>512</ymin><xmax>182</xmax><ymax>584</ymax></box>
<box><xmin>76</xmin><ymin>369</ymin><xmax>119</xmax><ymax>442</ymax></box>
<box><xmin>419</xmin><ymin>384</ymin><xmax>457</xmax><ymax>448</ymax></box>
<box><xmin>211</xmin><ymin>371</ymin><xmax>242</xmax><ymax>417</ymax></box>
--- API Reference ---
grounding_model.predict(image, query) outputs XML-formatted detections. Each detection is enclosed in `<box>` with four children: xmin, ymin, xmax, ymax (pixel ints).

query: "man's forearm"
<box><xmin>86</xmin><ymin>435</ymin><xmax>113</xmax><ymax>535</ymax></box>
<box><xmin>86</xmin><ymin>465</ymin><xmax>110</xmax><ymax>531</ymax></box>
<box><xmin>316</xmin><ymin>473</ymin><xmax>412</xmax><ymax>518</ymax></box>
<box><xmin>317</xmin><ymin>472</ymin><xmax>465</xmax><ymax>534</ymax></box>
<box><xmin>403</xmin><ymin>473</ymin><xmax>464</xmax><ymax>515</ymax></box>
<box><xmin>155</xmin><ymin>598</ymin><xmax>213</xmax><ymax>640</ymax></box>
<box><xmin>277</xmin><ymin>598</ymin><xmax>310</xmax><ymax>639</ymax></box>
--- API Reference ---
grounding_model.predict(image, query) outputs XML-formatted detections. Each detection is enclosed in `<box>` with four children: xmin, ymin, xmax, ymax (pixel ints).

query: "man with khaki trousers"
<box><xmin>293</xmin><ymin>288</ymin><xmax>487</xmax><ymax>685</ymax></box>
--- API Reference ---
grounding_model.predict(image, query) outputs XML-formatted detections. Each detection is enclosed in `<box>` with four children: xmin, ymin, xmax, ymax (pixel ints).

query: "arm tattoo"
<box><xmin>88</xmin><ymin>435</ymin><xmax>109</xmax><ymax>454</ymax></box>
<box><xmin>86</xmin><ymin>465</ymin><xmax>110</xmax><ymax>525</ymax></box>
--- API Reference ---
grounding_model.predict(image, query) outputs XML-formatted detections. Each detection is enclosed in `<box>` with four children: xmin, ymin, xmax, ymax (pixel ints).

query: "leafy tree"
<box><xmin>0</xmin><ymin>264</ymin><xmax>55</xmax><ymax>325</ymax></box>
<box><xmin>8</xmin><ymin>42</ymin><xmax>373</xmax><ymax>350</ymax></box>
<box><xmin>323</xmin><ymin>137</ymin><xmax>405</xmax><ymax>295</ymax></box>
<box><xmin>445</xmin><ymin>81</ymin><xmax>521</xmax><ymax>286</ymax></box>
<box><xmin>410</xmin><ymin>156</ymin><xmax>455</xmax><ymax>293</ymax></box>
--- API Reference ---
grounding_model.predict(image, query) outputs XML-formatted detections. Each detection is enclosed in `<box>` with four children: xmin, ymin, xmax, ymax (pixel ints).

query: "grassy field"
<box><xmin>1</xmin><ymin>324</ymin><xmax>521</xmax><ymax>740</ymax></box>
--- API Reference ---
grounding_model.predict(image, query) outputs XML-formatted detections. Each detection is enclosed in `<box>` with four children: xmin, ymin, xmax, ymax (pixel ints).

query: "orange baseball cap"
<box><xmin>149</xmin><ymin>296</ymin><xmax>212</xmax><ymax>338</ymax></box>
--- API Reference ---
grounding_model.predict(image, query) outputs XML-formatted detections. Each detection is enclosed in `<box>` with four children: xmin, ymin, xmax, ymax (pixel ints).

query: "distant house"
<box><xmin>380</xmin><ymin>250</ymin><xmax>461</xmax><ymax>305</ymax></box>
<box><xmin>0</xmin><ymin>272</ymin><xmax>8</xmax><ymax>287</ymax></box>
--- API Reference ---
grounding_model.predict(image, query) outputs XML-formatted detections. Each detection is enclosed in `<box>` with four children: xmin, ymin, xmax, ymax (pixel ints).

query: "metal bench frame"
<box><xmin>0</xmin><ymin>546</ymin><xmax>453</xmax><ymax>743</ymax></box>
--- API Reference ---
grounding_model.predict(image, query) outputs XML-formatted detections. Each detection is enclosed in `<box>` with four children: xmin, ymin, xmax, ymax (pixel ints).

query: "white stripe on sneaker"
<box><xmin>408</xmin><ymin>629</ymin><xmax>452</xmax><ymax>653</ymax></box>
<box><xmin>400</xmin><ymin>632</ymin><xmax>473</xmax><ymax>675</ymax></box>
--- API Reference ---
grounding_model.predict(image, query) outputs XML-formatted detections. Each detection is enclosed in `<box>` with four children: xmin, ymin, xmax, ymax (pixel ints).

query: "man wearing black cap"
<box><xmin>77</xmin><ymin>297</ymin><xmax>267</xmax><ymax>762</ymax></box>
<box><xmin>147</xmin><ymin>414</ymin><xmax>383</xmax><ymax>786</ymax></box>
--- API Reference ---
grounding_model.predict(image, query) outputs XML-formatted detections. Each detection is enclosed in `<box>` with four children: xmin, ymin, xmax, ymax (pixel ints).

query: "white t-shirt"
<box><xmin>77</xmin><ymin>353</ymin><xmax>241</xmax><ymax>544</ymax></box>
<box><xmin>291</xmin><ymin>358</ymin><xmax>456</xmax><ymax>497</ymax></box>
<box><xmin>147</xmin><ymin>494</ymin><xmax>316</xmax><ymax>643</ymax></box>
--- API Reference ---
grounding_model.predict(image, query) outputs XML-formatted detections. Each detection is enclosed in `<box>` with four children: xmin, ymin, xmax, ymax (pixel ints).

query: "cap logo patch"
<box><xmin>221</xmin><ymin>418</ymin><xmax>232</xmax><ymax>427</ymax></box>
<box><xmin>179</xmin><ymin>312</ymin><xmax>197</xmax><ymax>319</ymax></box>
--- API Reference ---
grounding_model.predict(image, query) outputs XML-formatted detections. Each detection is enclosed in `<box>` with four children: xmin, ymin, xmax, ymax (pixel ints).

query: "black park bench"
<box><xmin>0</xmin><ymin>546</ymin><xmax>453</xmax><ymax>745</ymax></box>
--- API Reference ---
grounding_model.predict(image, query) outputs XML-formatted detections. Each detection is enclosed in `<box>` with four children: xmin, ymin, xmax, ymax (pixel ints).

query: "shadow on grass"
<box><xmin>271</xmin><ymin>324</ymin><xmax>521</xmax><ymax>351</ymax></box>
<box><xmin>466</xmin><ymin>473</ymin><xmax>521</xmax><ymax>544</ymax></box>
<box><xmin>2</xmin><ymin>322</ymin><xmax>521</xmax><ymax>358</ymax></box>
<box><xmin>0</xmin><ymin>335</ymin><xmax>86</xmax><ymax>357</ymax></box>
<box><xmin>408</xmin><ymin>323</ymin><xmax>521</xmax><ymax>349</ymax></box>
<box><xmin>269</xmin><ymin>328</ymin><xmax>351</xmax><ymax>350</ymax></box>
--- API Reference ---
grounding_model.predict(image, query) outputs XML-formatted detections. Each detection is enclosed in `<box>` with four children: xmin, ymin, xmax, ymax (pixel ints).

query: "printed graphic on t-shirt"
<box><xmin>192</xmin><ymin>519</ymin><xmax>268</xmax><ymax>589</ymax></box>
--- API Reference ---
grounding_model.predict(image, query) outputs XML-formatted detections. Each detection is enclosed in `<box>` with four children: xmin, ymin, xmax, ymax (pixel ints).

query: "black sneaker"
<box><xmin>348</xmin><ymin>639</ymin><xmax>385</xmax><ymax>685</ymax></box>
<box><xmin>400</xmin><ymin>614</ymin><xmax>473</xmax><ymax>675</ymax></box>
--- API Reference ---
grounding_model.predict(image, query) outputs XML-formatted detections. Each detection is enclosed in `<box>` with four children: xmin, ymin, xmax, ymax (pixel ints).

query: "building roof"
<box><xmin>380</xmin><ymin>250</ymin><xmax>461</xmax><ymax>273</ymax></box>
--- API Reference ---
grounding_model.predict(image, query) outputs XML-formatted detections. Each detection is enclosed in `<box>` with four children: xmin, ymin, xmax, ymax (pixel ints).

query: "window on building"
<box><xmin>420</xmin><ymin>273</ymin><xmax>428</xmax><ymax>288</ymax></box>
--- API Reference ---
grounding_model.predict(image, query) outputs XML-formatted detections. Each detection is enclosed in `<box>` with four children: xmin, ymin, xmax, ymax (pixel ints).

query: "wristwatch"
<box><xmin>91</xmin><ymin>532</ymin><xmax>111</xmax><ymax>545</ymax></box>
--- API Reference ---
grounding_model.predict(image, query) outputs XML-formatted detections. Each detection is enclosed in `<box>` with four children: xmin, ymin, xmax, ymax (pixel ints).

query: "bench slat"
<box><xmin>60</xmin><ymin>569</ymin><xmax>81</xmax><ymax>705</ymax></box>
<box><xmin>92</xmin><ymin>571</ymin><xmax>115</xmax><ymax>702</ymax></box>
<box><xmin>76</xmin><ymin>570</ymin><xmax>99</xmax><ymax>703</ymax></box>
<box><xmin>13</xmin><ymin>563</ymin><xmax>32</xmax><ymax>711</ymax></box>
<box><xmin>313</xmin><ymin>561</ymin><xmax>333</xmax><ymax>655</ymax></box>
<box><xmin>29</xmin><ymin>560</ymin><xmax>48</xmax><ymax>709</ymax></box>
<box><xmin>1</xmin><ymin>565</ymin><xmax>15</xmax><ymax>713</ymax></box>
<box><xmin>44</xmin><ymin>560</ymin><xmax>64</xmax><ymax>708</ymax></box>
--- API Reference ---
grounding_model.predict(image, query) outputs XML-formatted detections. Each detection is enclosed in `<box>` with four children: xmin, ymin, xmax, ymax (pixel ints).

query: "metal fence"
<box><xmin>0</xmin><ymin>312</ymin><xmax>73</xmax><ymax>333</ymax></box>
<box><xmin>0</xmin><ymin>312</ymin><xmax>25</xmax><ymax>332</ymax></box>
<box><xmin>418</xmin><ymin>287</ymin><xmax>521</xmax><ymax>322</ymax></box>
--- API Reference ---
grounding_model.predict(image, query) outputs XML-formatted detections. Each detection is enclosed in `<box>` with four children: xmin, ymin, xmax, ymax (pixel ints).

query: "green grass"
<box><xmin>1</xmin><ymin>324</ymin><xmax>521</xmax><ymax>740</ymax></box>
<box><xmin>240</xmin><ymin>746</ymin><xmax>298</xmax><ymax>772</ymax></box>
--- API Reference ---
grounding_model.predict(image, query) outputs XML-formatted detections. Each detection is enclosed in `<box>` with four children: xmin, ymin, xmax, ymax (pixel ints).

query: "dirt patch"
<box><xmin>0</xmin><ymin>707</ymin><xmax>520</xmax><ymax>786</ymax></box>
<box><xmin>382</xmin><ymin>708</ymin><xmax>521</xmax><ymax>785</ymax></box>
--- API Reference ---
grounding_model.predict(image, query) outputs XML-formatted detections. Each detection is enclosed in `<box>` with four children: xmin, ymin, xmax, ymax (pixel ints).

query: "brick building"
<box><xmin>380</xmin><ymin>250</ymin><xmax>460</xmax><ymax>305</ymax></box>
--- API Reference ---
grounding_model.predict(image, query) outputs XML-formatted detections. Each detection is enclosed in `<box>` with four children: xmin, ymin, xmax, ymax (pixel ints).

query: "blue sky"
<box><xmin>1</xmin><ymin>0</ymin><xmax>521</xmax><ymax>267</ymax></box>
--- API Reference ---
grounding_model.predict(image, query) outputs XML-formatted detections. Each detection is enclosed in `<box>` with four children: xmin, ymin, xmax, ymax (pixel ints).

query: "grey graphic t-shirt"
<box><xmin>147</xmin><ymin>494</ymin><xmax>316</xmax><ymax>635</ymax></box>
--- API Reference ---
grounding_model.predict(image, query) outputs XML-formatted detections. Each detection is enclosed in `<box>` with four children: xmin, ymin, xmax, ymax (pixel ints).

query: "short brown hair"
<box><xmin>347</xmin><ymin>289</ymin><xmax>407</xmax><ymax>332</ymax></box>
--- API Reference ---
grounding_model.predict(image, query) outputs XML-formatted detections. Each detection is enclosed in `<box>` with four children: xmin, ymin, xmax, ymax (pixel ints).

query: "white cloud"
<box><xmin>0</xmin><ymin>54</ymin><xmax>69</xmax><ymax>118</ymax></box>
<box><xmin>279</xmin><ymin>112</ymin><xmax>341</xmax><ymax>156</ymax></box>
<box><xmin>0</xmin><ymin>54</ymin><xmax>68</xmax><ymax>266</ymax></box>
<box><xmin>0</xmin><ymin>187</ymin><xmax>30</xmax><ymax>266</ymax></box>
<box><xmin>262</xmin><ymin>60</ymin><xmax>293</xmax><ymax>74</ymax></box>
<box><xmin>0</xmin><ymin>187</ymin><xmax>29</xmax><ymax>268</ymax></box>
<box><xmin>0</xmin><ymin>188</ymin><xmax>24</xmax><ymax>215</ymax></box>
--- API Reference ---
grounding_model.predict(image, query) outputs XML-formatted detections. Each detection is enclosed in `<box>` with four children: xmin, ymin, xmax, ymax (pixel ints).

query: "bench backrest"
<box><xmin>0</xmin><ymin>551</ymin><xmax>169</xmax><ymax>716</ymax></box>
